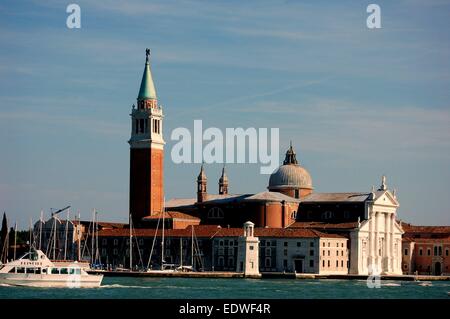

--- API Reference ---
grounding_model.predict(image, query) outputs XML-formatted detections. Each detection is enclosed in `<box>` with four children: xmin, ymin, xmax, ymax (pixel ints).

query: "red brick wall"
<box><xmin>129</xmin><ymin>147</ymin><xmax>164</xmax><ymax>227</ymax></box>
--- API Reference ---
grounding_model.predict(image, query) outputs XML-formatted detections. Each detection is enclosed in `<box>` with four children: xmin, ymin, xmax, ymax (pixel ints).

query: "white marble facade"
<box><xmin>349</xmin><ymin>183</ymin><xmax>404</xmax><ymax>275</ymax></box>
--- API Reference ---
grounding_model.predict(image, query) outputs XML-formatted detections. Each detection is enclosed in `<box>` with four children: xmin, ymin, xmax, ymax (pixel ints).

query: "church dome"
<box><xmin>268</xmin><ymin>143</ymin><xmax>313</xmax><ymax>190</ymax></box>
<box><xmin>268</xmin><ymin>164</ymin><xmax>313</xmax><ymax>190</ymax></box>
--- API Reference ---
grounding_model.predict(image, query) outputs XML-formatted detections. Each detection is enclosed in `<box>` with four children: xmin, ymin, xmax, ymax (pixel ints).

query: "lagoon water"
<box><xmin>1</xmin><ymin>277</ymin><xmax>449</xmax><ymax>299</ymax></box>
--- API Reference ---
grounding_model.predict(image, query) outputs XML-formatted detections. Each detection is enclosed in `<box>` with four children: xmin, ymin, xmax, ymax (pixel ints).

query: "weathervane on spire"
<box><xmin>145</xmin><ymin>48</ymin><xmax>150</xmax><ymax>63</ymax></box>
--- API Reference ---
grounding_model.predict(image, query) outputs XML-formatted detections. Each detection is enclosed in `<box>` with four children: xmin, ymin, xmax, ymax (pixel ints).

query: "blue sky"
<box><xmin>0</xmin><ymin>0</ymin><xmax>449</xmax><ymax>228</ymax></box>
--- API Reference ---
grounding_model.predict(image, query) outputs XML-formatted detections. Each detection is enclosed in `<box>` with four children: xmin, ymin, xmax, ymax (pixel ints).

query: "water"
<box><xmin>0</xmin><ymin>278</ymin><xmax>449</xmax><ymax>299</ymax></box>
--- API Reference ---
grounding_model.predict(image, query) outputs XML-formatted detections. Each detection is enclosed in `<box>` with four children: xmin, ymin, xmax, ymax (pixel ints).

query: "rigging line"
<box><xmin>146</xmin><ymin>214</ymin><xmax>161</xmax><ymax>269</ymax></box>
<box><xmin>132</xmin><ymin>224</ymin><xmax>144</xmax><ymax>269</ymax></box>
<box><xmin>81</xmin><ymin>219</ymin><xmax>92</xmax><ymax>261</ymax></box>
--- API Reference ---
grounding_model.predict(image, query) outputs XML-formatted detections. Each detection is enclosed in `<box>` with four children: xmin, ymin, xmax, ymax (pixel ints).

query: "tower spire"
<box><xmin>197</xmin><ymin>163</ymin><xmax>207</xmax><ymax>203</ymax></box>
<box><xmin>138</xmin><ymin>48</ymin><xmax>157</xmax><ymax>101</ymax></box>
<box><xmin>219</xmin><ymin>165</ymin><xmax>229</xmax><ymax>195</ymax></box>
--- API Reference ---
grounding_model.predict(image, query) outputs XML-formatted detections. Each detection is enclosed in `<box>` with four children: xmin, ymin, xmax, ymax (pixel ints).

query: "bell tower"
<box><xmin>129</xmin><ymin>49</ymin><xmax>165</xmax><ymax>226</ymax></box>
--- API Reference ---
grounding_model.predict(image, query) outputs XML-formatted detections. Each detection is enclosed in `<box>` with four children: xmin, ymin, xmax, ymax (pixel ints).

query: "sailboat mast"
<box><xmin>13</xmin><ymin>222</ymin><xmax>17</xmax><ymax>260</ymax></box>
<box><xmin>53</xmin><ymin>214</ymin><xmax>56</xmax><ymax>260</ymax></box>
<box><xmin>39</xmin><ymin>210</ymin><xmax>43</xmax><ymax>250</ymax></box>
<box><xmin>64</xmin><ymin>210</ymin><xmax>69</xmax><ymax>260</ymax></box>
<box><xmin>91</xmin><ymin>209</ymin><xmax>95</xmax><ymax>265</ymax></box>
<box><xmin>29</xmin><ymin>218</ymin><xmax>32</xmax><ymax>253</ymax></box>
<box><xmin>180</xmin><ymin>237</ymin><xmax>183</xmax><ymax>268</ymax></box>
<box><xmin>95</xmin><ymin>210</ymin><xmax>99</xmax><ymax>264</ymax></box>
<box><xmin>191</xmin><ymin>225</ymin><xmax>194</xmax><ymax>269</ymax></box>
<box><xmin>129</xmin><ymin>214</ymin><xmax>132</xmax><ymax>270</ymax></box>
<box><xmin>77</xmin><ymin>212</ymin><xmax>81</xmax><ymax>261</ymax></box>
<box><xmin>161</xmin><ymin>198</ymin><xmax>165</xmax><ymax>270</ymax></box>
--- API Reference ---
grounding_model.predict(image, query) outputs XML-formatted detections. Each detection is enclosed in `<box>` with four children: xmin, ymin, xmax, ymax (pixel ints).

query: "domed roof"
<box><xmin>268</xmin><ymin>144</ymin><xmax>313</xmax><ymax>190</ymax></box>
<box><xmin>268</xmin><ymin>164</ymin><xmax>313</xmax><ymax>190</ymax></box>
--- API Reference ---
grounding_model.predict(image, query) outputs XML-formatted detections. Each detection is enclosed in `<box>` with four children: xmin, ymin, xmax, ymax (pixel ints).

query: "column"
<box><xmin>390</xmin><ymin>214</ymin><xmax>395</xmax><ymax>272</ymax></box>
<box><xmin>369</xmin><ymin>209</ymin><xmax>375</xmax><ymax>267</ymax></box>
<box><xmin>384</xmin><ymin>212</ymin><xmax>390</xmax><ymax>273</ymax></box>
<box><xmin>374</xmin><ymin>211</ymin><xmax>380</xmax><ymax>269</ymax></box>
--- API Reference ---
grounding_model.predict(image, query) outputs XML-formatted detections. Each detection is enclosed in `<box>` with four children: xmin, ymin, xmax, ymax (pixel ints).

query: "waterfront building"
<box><xmin>96</xmin><ymin>223</ymin><xmax>348</xmax><ymax>274</ymax></box>
<box><xmin>291</xmin><ymin>176</ymin><xmax>403</xmax><ymax>275</ymax></box>
<box><xmin>401</xmin><ymin>224</ymin><xmax>450</xmax><ymax>275</ymax></box>
<box><xmin>236</xmin><ymin>221</ymin><xmax>260</xmax><ymax>277</ymax></box>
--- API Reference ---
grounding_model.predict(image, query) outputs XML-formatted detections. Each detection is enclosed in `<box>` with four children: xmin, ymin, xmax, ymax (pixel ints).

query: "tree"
<box><xmin>0</xmin><ymin>213</ymin><xmax>7</xmax><ymax>248</ymax></box>
<box><xmin>0</xmin><ymin>212</ymin><xmax>7</xmax><ymax>261</ymax></box>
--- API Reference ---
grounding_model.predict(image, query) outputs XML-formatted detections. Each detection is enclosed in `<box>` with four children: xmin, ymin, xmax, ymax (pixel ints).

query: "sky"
<box><xmin>0</xmin><ymin>0</ymin><xmax>449</xmax><ymax>228</ymax></box>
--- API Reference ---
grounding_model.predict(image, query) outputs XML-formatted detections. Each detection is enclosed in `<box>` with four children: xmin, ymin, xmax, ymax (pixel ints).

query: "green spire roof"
<box><xmin>137</xmin><ymin>53</ymin><xmax>157</xmax><ymax>100</ymax></box>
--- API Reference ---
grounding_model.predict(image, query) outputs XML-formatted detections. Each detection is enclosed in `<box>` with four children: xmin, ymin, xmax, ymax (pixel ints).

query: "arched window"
<box><xmin>321</xmin><ymin>211</ymin><xmax>334</xmax><ymax>220</ymax></box>
<box><xmin>291</xmin><ymin>211</ymin><xmax>297</xmax><ymax>220</ymax></box>
<box><xmin>208</xmin><ymin>207</ymin><xmax>224</xmax><ymax>219</ymax></box>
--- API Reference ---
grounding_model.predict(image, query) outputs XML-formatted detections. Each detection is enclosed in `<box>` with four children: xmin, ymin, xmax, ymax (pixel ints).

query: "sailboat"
<box><xmin>145</xmin><ymin>199</ymin><xmax>178</xmax><ymax>273</ymax></box>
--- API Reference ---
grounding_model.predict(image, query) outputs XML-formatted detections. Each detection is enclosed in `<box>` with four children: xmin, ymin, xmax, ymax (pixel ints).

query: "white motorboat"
<box><xmin>0</xmin><ymin>249</ymin><xmax>103</xmax><ymax>288</ymax></box>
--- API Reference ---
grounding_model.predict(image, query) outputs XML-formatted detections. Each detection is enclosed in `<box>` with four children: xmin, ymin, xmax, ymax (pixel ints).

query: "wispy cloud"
<box><xmin>0</xmin><ymin>111</ymin><xmax>127</xmax><ymax>136</ymax></box>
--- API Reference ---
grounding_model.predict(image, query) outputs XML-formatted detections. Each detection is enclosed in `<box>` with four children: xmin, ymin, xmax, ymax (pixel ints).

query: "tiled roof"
<box><xmin>289</xmin><ymin>221</ymin><xmax>359</xmax><ymax>230</ymax></box>
<box><xmin>167</xmin><ymin>192</ymin><xmax>299</xmax><ymax>207</ymax></box>
<box><xmin>142</xmin><ymin>211</ymin><xmax>200</xmax><ymax>221</ymax></box>
<box><xmin>301</xmin><ymin>193</ymin><xmax>370</xmax><ymax>203</ymax></box>
<box><xmin>243</xmin><ymin>191</ymin><xmax>300</xmax><ymax>203</ymax></box>
<box><xmin>403</xmin><ymin>237</ymin><xmax>450</xmax><ymax>243</ymax></box>
<box><xmin>97</xmin><ymin>225</ymin><xmax>346</xmax><ymax>239</ymax></box>
<box><xmin>166</xmin><ymin>198</ymin><xmax>197</xmax><ymax>208</ymax></box>
<box><xmin>401</xmin><ymin>223</ymin><xmax>450</xmax><ymax>234</ymax></box>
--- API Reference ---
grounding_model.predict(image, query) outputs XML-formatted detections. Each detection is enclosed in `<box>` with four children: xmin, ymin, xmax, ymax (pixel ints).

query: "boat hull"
<box><xmin>0</xmin><ymin>273</ymin><xmax>103</xmax><ymax>288</ymax></box>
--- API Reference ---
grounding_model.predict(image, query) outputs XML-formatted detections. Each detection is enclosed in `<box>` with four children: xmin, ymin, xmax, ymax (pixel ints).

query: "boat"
<box><xmin>418</xmin><ymin>281</ymin><xmax>432</xmax><ymax>287</ymax></box>
<box><xmin>0</xmin><ymin>249</ymin><xmax>103</xmax><ymax>288</ymax></box>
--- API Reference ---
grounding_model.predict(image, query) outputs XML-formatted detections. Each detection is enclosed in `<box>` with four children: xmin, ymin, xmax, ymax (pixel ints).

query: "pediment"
<box><xmin>373</xmin><ymin>190</ymin><xmax>399</xmax><ymax>207</ymax></box>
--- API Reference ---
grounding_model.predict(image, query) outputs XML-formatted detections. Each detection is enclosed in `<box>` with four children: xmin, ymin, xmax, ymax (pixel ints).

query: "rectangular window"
<box><xmin>427</xmin><ymin>249</ymin><xmax>431</xmax><ymax>256</ymax></box>
<box><xmin>341</xmin><ymin>260</ymin><xmax>344</xmax><ymax>268</ymax></box>
<box><xmin>328</xmin><ymin>260</ymin><xmax>330</xmax><ymax>267</ymax></box>
<box><xmin>336</xmin><ymin>260</ymin><xmax>339</xmax><ymax>267</ymax></box>
<box><xmin>404</xmin><ymin>248</ymin><xmax>408</xmax><ymax>256</ymax></box>
<box><xmin>297</xmin><ymin>242</ymin><xmax>301</xmax><ymax>247</ymax></box>
<box><xmin>310</xmin><ymin>241</ymin><xmax>314</xmax><ymax>247</ymax></box>
<box><xmin>309</xmin><ymin>249</ymin><xmax>314</xmax><ymax>256</ymax></box>
<box><xmin>446</xmin><ymin>249</ymin><xmax>449</xmax><ymax>256</ymax></box>
<box><xmin>309</xmin><ymin>260</ymin><xmax>314</xmax><ymax>268</ymax></box>
<box><xmin>322</xmin><ymin>260</ymin><xmax>325</xmax><ymax>267</ymax></box>
<box><xmin>284</xmin><ymin>241</ymin><xmax>288</xmax><ymax>247</ymax></box>
<box><xmin>249</xmin><ymin>246</ymin><xmax>254</xmax><ymax>250</ymax></box>
<box><xmin>284</xmin><ymin>249</ymin><xmax>288</xmax><ymax>256</ymax></box>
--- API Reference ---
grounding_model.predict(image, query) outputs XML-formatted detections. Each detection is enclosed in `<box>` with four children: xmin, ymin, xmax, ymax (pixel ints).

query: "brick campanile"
<box><xmin>129</xmin><ymin>49</ymin><xmax>165</xmax><ymax>227</ymax></box>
